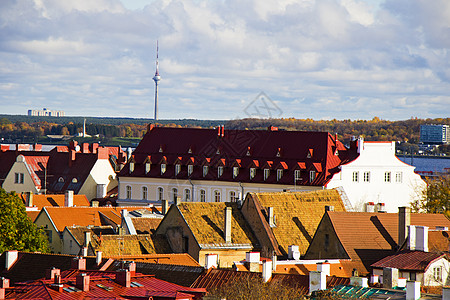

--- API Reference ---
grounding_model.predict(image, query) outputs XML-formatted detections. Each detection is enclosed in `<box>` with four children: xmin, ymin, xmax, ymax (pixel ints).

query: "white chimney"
<box><xmin>224</xmin><ymin>206</ymin><xmax>232</xmax><ymax>243</ymax></box>
<box><xmin>370</xmin><ymin>274</ymin><xmax>379</xmax><ymax>285</ymax></box>
<box><xmin>415</xmin><ymin>226</ymin><xmax>428</xmax><ymax>252</ymax></box>
<box><xmin>317</xmin><ymin>262</ymin><xmax>330</xmax><ymax>276</ymax></box>
<box><xmin>406</xmin><ymin>281</ymin><xmax>421</xmax><ymax>300</ymax></box>
<box><xmin>365</xmin><ymin>202</ymin><xmax>375</xmax><ymax>213</ymax></box>
<box><xmin>397</xmin><ymin>278</ymin><xmax>407</xmax><ymax>288</ymax></box>
<box><xmin>272</xmin><ymin>255</ymin><xmax>277</xmax><ymax>271</ymax></box>
<box><xmin>121</xmin><ymin>209</ymin><xmax>128</xmax><ymax>218</ymax></box>
<box><xmin>288</xmin><ymin>245</ymin><xmax>300</xmax><ymax>260</ymax></box>
<box><xmin>65</xmin><ymin>190</ymin><xmax>74</xmax><ymax>207</ymax></box>
<box><xmin>82</xmin><ymin>247</ymin><xmax>88</xmax><ymax>257</ymax></box>
<box><xmin>408</xmin><ymin>225</ymin><xmax>416</xmax><ymax>250</ymax></box>
<box><xmin>205</xmin><ymin>254</ymin><xmax>218</xmax><ymax>269</ymax></box>
<box><xmin>96</xmin><ymin>184</ymin><xmax>106</xmax><ymax>198</ymax></box>
<box><xmin>262</xmin><ymin>260</ymin><xmax>273</xmax><ymax>283</ymax></box>
<box><xmin>96</xmin><ymin>251</ymin><xmax>102</xmax><ymax>266</ymax></box>
<box><xmin>309</xmin><ymin>271</ymin><xmax>326</xmax><ymax>294</ymax></box>
<box><xmin>5</xmin><ymin>251</ymin><xmax>18</xmax><ymax>270</ymax></box>
<box><xmin>383</xmin><ymin>267</ymin><xmax>398</xmax><ymax>289</ymax></box>
<box><xmin>84</xmin><ymin>231</ymin><xmax>91</xmax><ymax>247</ymax></box>
<box><xmin>350</xmin><ymin>276</ymin><xmax>368</xmax><ymax>287</ymax></box>
<box><xmin>268</xmin><ymin>207</ymin><xmax>275</xmax><ymax>227</ymax></box>
<box><xmin>357</xmin><ymin>137</ymin><xmax>364</xmax><ymax>154</ymax></box>
<box><xmin>246</xmin><ymin>252</ymin><xmax>260</xmax><ymax>263</ymax></box>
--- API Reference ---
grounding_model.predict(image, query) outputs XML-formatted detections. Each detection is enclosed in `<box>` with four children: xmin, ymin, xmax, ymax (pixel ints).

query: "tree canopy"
<box><xmin>0</xmin><ymin>188</ymin><xmax>48</xmax><ymax>253</ymax></box>
<box><xmin>411</xmin><ymin>175</ymin><xmax>450</xmax><ymax>217</ymax></box>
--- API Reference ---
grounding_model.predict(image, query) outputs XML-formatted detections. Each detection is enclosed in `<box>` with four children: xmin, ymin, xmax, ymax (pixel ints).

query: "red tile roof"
<box><xmin>119</xmin><ymin>126</ymin><xmax>358</xmax><ymax>187</ymax></box>
<box><xmin>371</xmin><ymin>251</ymin><xmax>447</xmax><ymax>271</ymax></box>
<box><xmin>20</xmin><ymin>194</ymin><xmax>90</xmax><ymax>209</ymax></box>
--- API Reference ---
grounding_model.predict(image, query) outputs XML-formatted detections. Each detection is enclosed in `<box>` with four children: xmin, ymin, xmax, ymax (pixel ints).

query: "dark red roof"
<box><xmin>119</xmin><ymin>127</ymin><xmax>358</xmax><ymax>186</ymax></box>
<box><xmin>371</xmin><ymin>251</ymin><xmax>447</xmax><ymax>271</ymax></box>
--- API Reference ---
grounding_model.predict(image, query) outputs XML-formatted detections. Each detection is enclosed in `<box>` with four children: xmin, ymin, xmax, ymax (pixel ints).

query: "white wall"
<box><xmin>327</xmin><ymin>140</ymin><xmax>426</xmax><ymax>212</ymax></box>
<box><xmin>423</xmin><ymin>257</ymin><xmax>450</xmax><ymax>287</ymax></box>
<box><xmin>3</xmin><ymin>155</ymin><xmax>40</xmax><ymax>194</ymax></box>
<box><xmin>79</xmin><ymin>159</ymin><xmax>117</xmax><ymax>200</ymax></box>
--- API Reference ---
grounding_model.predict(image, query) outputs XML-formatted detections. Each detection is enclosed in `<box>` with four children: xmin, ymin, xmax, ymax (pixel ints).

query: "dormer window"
<box><xmin>310</xmin><ymin>170</ymin><xmax>316</xmax><ymax>182</ymax></box>
<box><xmin>233</xmin><ymin>167</ymin><xmax>239</xmax><ymax>179</ymax></box>
<box><xmin>276</xmin><ymin>169</ymin><xmax>283</xmax><ymax>181</ymax></box>
<box><xmin>276</xmin><ymin>148</ymin><xmax>281</xmax><ymax>157</ymax></box>
<box><xmin>335</xmin><ymin>149</ymin><xmax>339</xmax><ymax>156</ymax></box>
<box><xmin>218</xmin><ymin>166</ymin><xmax>224</xmax><ymax>178</ymax></box>
<box><xmin>161</xmin><ymin>164</ymin><xmax>166</xmax><ymax>175</ymax></box>
<box><xmin>58</xmin><ymin>177</ymin><xmax>64</xmax><ymax>183</ymax></box>
<box><xmin>188</xmin><ymin>147</ymin><xmax>193</xmax><ymax>154</ymax></box>
<box><xmin>246</xmin><ymin>147</ymin><xmax>251</xmax><ymax>156</ymax></box>
<box><xmin>250</xmin><ymin>168</ymin><xmax>256</xmax><ymax>179</ymax></box>
<box><xmin>129</xmin><ymin>161</ymin><xmax>135</xmax><ymax>173</ymax></box>
<box><xmin>72</xmin><ymin>178</ymin><xmax>78</xmax><ymax>184</ymax></box>
<box><xmin>175</xmin><ymin>164</ymin><xmax>181</xmax><ymax>176</ymax></box>
<box><xmin>188</xmin><ymin>165</ymin><xmax>194</xmax><ymax>176</ymax></box>
<box><xmin>264</xmin><ymin>169</ymin><xmax>270</xmax><ymax>181</ymax></box>
<box><xmin>203</xmin><ymin>166</ymin><xmax>209</xmax><ymax>177</ymax></box>
<box><xmin>159</xmin><ymin>146</ymin><xmax>164</xmax><ymax>153</ymax></box>
<box><xmin>307</xmin><ymin>149</ymin><xmax>313</xmax><ymax>158</ymax></box>
<box><xmin>145</xmin><ymin>162</ymin><xmax>151</xmax><ymax>174</ymax></box>
<box><xmin>216</xmin><ymin>149</ymin><xmax>220</xmax><ymax>155</ymax></box>
<box><xmin>294</xmin><ymin>170</ymin><xmax>301</xmax><ymax>181</ymax></box>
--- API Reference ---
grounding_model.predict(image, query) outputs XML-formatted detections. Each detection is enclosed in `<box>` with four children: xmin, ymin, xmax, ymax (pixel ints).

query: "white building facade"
<box><xmin>326</xmin><ymin>138</ymin><xmax>426</xmax><ymax>212</ymax></box>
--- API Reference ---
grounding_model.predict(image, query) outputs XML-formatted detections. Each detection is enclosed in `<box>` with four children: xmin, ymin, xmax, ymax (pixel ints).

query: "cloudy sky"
<box><xmin>1</xmin><ymin>0</ymin><xmax>449</xmax><ymax>120</ymax></box>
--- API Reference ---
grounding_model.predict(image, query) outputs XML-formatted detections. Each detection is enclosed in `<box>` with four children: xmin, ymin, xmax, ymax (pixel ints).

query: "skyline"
<box><xmin>1</xmin><ymin>0</ymin><xmax>449</xmax><ymax>121</ymax></box>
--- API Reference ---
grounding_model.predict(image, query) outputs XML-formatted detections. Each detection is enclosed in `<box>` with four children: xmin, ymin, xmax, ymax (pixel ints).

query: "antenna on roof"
<box><xmin>152</xmin><ymin>40</ymin><xmax>161</xmax><ymax>121</ymax></box>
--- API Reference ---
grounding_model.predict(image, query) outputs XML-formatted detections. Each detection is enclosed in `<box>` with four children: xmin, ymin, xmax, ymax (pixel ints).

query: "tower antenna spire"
<box><xmin>153</xmin><ymin>40</ymin><xmax>161</xmax><ymax>120</ymax></box>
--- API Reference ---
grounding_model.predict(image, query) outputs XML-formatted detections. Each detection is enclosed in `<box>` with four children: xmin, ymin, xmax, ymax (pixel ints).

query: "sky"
<box><xmin>0</xmin><ymin>0</ymin><xmax>449</xmax><ymax>121</ymax></box>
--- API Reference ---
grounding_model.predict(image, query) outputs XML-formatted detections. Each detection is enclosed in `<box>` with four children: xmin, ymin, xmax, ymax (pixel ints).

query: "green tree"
<box><xmin>0</xmin><ymin>189</ymin><xmax>48</xmax><ymax>252</ymax></box>
<box><xmin>411</xmin><ymin>175</ymin><xmax>450</xmax><ymax>216</ymax></box>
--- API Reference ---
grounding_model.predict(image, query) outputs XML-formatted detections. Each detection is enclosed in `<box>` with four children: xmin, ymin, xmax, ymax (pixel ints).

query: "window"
<box><xmin>142</xmin><ymin>186</ymin><xmax>148</xmax><ymax>200</ymax></box>
<box><xmin>14</xmin><ymin>173</ymin><xmax>24</xmax><ymax>184</ymax></box>
<box><xmin>161</xmin><ymin>164</ymin><xmax>166</xmax><ymax>175</ymax></box>
<box><xmin>218</xmin><ymin>166</ymin><xmax>224</xmax><ymax>178</ymax></box>
<box><xmin>126</xmin><ymin>185</ymin><xmax>132</xmax><ymax>199</ymax></box>
<box><xmin>188</xmin><ymin>165</ymin><xmax>193</xmax><ymax>176</ymax></box>
<box><xmin>200</xmin><ymin>189</ymin><xmax>206</xmax><ymax>202</ymax></box>
<box><xmin>310</xmin><ymin>170</ymin><xmax>316</xmax><ymax>182</ymax></box>
<box><xmin>175</xmin><ymin>164</ymin><xmax>181</xmax><ymax>176</ymax></box>
<box><xmin>277</xmin><ymin>169</ymin><xmax>283</xmax><ymax>181</ymax></box>
<box><xmin>363</xmin><ymin>171</ymin><xmax>370</xmax><ymax>182</ymax></box>
<box><xmin>229</xmin><ymin>191</ymin><xmax>237</xmax><ymax>202</ymax></box>
<box><xmin>184</xmin><ymin>189</ymin><xmax>191</xmax><ymax>201</ymax></box>
<box><xmin>384</xmin><ymin>171</ymin><xmax>391</xmax><ymax>182</ymax></box>
<box><xmin>410</xmin><ymin>272</ymin><xmax>416</xmax><ymax>281</ymax></box>
<box><xmin>172</xmin><ymin>188</ymin><xmax>178</xmax><ymax>202</ymax></box>
<box><xmin>433</xmin><ymin>266</ymin><xmax>442</xmax><ymax>282</ymax></box>
<box><xmin>145</xmin><ymin>162</ymin><xmax>151</xmax><ymax>174</ymax></box>
<box><xmin>203</xmin><ymin>166</ymin><xmax>209</xmax><ymax>177</ymax></box>
<box><xmin>129</xmin><ymin>162</ymin><xmax>135</xmax><ymax>173</ymax></box>
<box><xmin>395</xmin><ymin>172</ymin><xmax>403</xmax><ymax>183</ymax></box>
<box><xmin>158</xmin><ymin>187</ymin><xmax>164</xmax><ymax>201</ymax></box>
<box><xmin>264</xmin><ymin>169</ymin><xmax>270</xmax><ymax>181</ymax></box>
<box><xmin>72</xmin><ymin>178</ymin><xmax>78</xmax><ymax>183</ymax></box>
<box><xmin>214</xmin><ymin>190</ymin><xmax>221</xmax><ymax>202</ymax></box>
<box><xmin>250</xmin><ymin>168</ymin><xmax>256</xmax><ymax>180</ymax></box>
<box><xmin>58</xmin><ymin>177</ymin><xmax>64</xmax><ymax>183</ymax></box>
<box><xmin>233</xmin><ymin>167</ymin><xmax>239</xmax><ymax>179</ymax></box>
<box><xmin>352</xmin><ymin>171</ymin><xmax>359</xmax><ymax>182</ymax></box>
<box><xmin>294</xmin><ymin>170</ymin><xmax>301</xmax><ymax>181</ymax></box>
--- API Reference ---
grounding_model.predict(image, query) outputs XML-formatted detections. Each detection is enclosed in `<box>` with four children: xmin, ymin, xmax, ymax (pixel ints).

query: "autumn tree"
<box><xmin>0</xmin><ymin>188</ymin><xmax>48</xmax><ymax>252</ymax></box>
<box><xmin>411</xmin><ymin>175</ymin><xmax>450</xmax><ymax>217</ymax></box>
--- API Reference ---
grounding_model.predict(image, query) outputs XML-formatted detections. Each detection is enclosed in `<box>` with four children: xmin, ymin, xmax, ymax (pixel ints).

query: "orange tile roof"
<box><xmin>26</xmin><ymin>210</ymin><xmax>40</xmax><ymax>222</ymax></box>
<box><xmin>108</xmin><ymin>253</ymin><xmax>200</xmax><ymax>267</ymax></box>
<box><xmin>131</xmin><ymin>218</ymin><xmax>163</xmax><ymax>234</ymax></box>
<box><xmin>428</xmin><ymin>230</ymin><xmax>450</xmax><ymax>253</ymax></box>
<box><xmin>21</xmin><ymin>193</ymin><xmax>90</xmax><ymax>209</ymax></box>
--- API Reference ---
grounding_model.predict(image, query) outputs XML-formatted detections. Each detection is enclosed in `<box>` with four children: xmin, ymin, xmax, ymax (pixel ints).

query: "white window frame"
<box><xmin>203</xmin><ymin>166</ymin><xmax>208</xmax><ymax>177</ymax></box>
<box><xmin>142</xmin><ymin>186</ymin><xmax>148</xmax><ymax>200</ymax></box>
<box><xmin>264</xmin><ymin>169</ymin><xmax>270</xmax><ymax>181</ymax></box>
<box><xmin>188</xmin><ymin>164</ymin><xmax>194</xmax><ymax>176</ymax></box>
<box><xmin>184</xmin><ymin>189</ymin><xmax>191</xmax><ymax>201</ymax></box>
<box><xmin>172</xmin><ymin>188</ymin><xmax>178</xmax><ymax>202</ymax></box>
<box><xmin>352</xmin><ymin>171</ymin><xmax>359</xmax><ymax>182</ymax></box>
<box><xmin>126</xmin><ymin>185</ymin><xmax>132</xmax><ymax>199</ymax></box>
<box><xmin>363</xmin><ymin>171</ymin><xmax>370</xmax><ymax>182</ymax></box>
<box><xmin>145</xmin><ymin>162</ymin><xmax>151</xmax><ymax>174</ymax></box>
<box><xmin>385</xmin><ymin>171</ymin><xmax>391</xmax><ymax>182</ymax></box>
<box><xmin>175</xmin><ymin>164</ymin><xmax>181</xmax><ymax>176</ymax></box>
<box><xmin>395</xmin><ymin>172</ymin><xmax>403</xmax><ymax>183</ymax></box>
<box><xmin>200</xmin><ymin>189</ymin><xmax>206</xmax><ymax>202</ymax></box>
<box><xmin>294</xmin><ymin>170</ymin><xmax>301</xmax><ymax>181</ymax></box>
<box><xmin>158</xmin><ymin>187</ymin><xmax>164</xmax><ymax>201</ymax></box>
<box><xmin>218</xmin><ymin>166</ymin><xmax>224</xmax><ymax>178</ymax></box>
<box><xmin>277</xmin><ymin>169</ymin><xmax>283</xmax><ymax>181</ymax></box>
<box><xmin>233</xmin><ymin>167</ymin><xmax>239</xmax><ymax>179</ymax></box>
<box><xmin>214</xmin><ymin>190</ymin><xmax>221</xmax><ymax>202</ymax></box>
<box><xmin>229</xmin><ymin>191</ymin><xmax>236</xmax><ymax>202</ymax></box>
<box><xmin>310</xmin><ymin>170</ymin><xmax>316</xmax><ymax>182</ymax></box>
<box><xmin>161</xmin><ymin>164</ymin><xmax>166</xmax><ymax>175</ymax></box>
<box><xmin>15</xmin><ymin>172</ymin><xmax>24</xmax><ymax>184</ymax></box>
<box><xmin>250</xmin><ymin>168</ymin><xmax>256</xmax><ymax>180</ymax></box>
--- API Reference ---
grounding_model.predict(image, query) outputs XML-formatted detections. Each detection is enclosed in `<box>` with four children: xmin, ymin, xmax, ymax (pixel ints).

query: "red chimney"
<box><xmin>0</xmin><ymin>278</ymin><xmax>9</xmax><ymax>289</ymax></box>
<box><xmin>33</xmin><ymin>144</ymin><xmax>43</xmax><ymax>151</ymax></box>
<box><xmin>0</xmin><ymin>145</ymin><xmax>9</xmax><ymax>152</ymax></box>
<box><xmin>91</xmin><ymin>143</ymin><xmax>99</xmax><ymax>154</ymax></box>
<box><xmin>71</xmin><ymin>257</ymin><xmax>86</xmax><ymax>270</ymax></box>
<box><xmin>127</xmin><ymin>262</ymin><xmax>136</xmax><ymax>276</ymax></box>
<box><xmin>115</xmin><ymin>270</ymin><xmax>131</xmax><ymax>287</ymax></box>
<box><xmin>0</xmin><ymin>288</ymin><xmax>4</xmax><ymax>300</ymax></box>
<box><xmin>82</xmin><ymin>143</ymin><xmax>89</xmax><ymax>153</ymax></box>
<box><xmin>69</xmin><ymin>150</ymin><xmax>76</xmax><ymax>167</ymax></box>
<box><xmin>76</xmin><ymin>273</ymin><xmax>90</xmax><ymax>292</ymax></box>
<box><xmin>97</xmin><ymin>147</ymin><xmax>109</xmax><ymax>160</ymax></box>
<box><xmin>69</xmin><ymin>141</ymin><xmax>78</xmax><ymax>151</ymax></box>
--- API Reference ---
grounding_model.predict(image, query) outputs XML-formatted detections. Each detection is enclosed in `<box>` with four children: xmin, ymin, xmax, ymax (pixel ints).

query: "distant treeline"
<box><xmin>0</xmin><ymin>115</ymin><xmax>449</xmax><ymax>154</ymax></box>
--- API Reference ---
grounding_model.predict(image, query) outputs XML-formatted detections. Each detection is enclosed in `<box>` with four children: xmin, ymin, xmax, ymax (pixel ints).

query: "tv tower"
<box><xmin>153</xmin><ymin>41</ymin><xmax>161</xmax><ymax>120</ymax></box>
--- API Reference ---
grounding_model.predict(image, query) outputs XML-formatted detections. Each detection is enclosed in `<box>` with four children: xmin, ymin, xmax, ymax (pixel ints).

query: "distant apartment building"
<box><xmin>420</xmin><ymin>124</ymin><xmax>449</xmax><ymax>144</ymax></box>
<box><xmin>28</xmin><ymin>108</ymin><xmax>65</xmax><ymax>117</ymax></box>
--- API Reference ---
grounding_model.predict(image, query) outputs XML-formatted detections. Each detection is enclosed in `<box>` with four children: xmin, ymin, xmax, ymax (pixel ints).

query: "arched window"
<box><xmin>172</xmin><ymin>188</ymin><xmax>178</xmax><ymax>202</ymax></box>
<box><xmin>184</xmin><ymin>189</ymin><xmax>191</xmax><ymax>201</ymax></box>
<box><xmin>158</xmin><ymin>187</ymin><xmax>164</xmax><ymax>201</ymax></box>
<box><xmin>126</xmin><ymin>185</ymin><xmax>132</xmax><ymax>199</ymax></box>
<box><xmin>142</xmin><ymin>186</ymin><xmax>148</xmax><ymax>200</ymax></box>
<box><xmin>229</xmin><ymin>191</ymin><xmax>236</xmax><ymax>202</ymax></box>
<box><xmin>200</xmin><ymin>190</ymin><xmax>206</xmax><ymax>202</ymax></box>
<box><xmin>214</xmin><ymin>190</ymin><xmax>221</xmax><ymax>202</ymax></box>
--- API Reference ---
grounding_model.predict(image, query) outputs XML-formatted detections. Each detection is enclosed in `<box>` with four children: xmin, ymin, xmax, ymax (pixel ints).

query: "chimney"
<box><xmin>5</xmin><ymin>251</ymin><xmax>18</xmax><ymax>270</ymax></box>
<box><xmin>81</xmin><ymin>247</ymin><xmax>88</xmax><ymax>257</ymax></box>
<box><xmin>415</xmin><ymin>226</ymin><xmax>428</xmax><ymax>252</ymax></box>
<box><xmin>91</xmin><ymin>200</ymin><xmax>99</xmax><ymax>207</ymax></box>
<box><xmin>406</xmin><ymin>281</ymin><xmax>420</xmax><ymax>300</ymax></box>
<box><xmin>288</xmin><ymin>245</ymin><xmax>300</xmax><ymax>260</ymax></box>
<box><xmin>174</xmin><ymin>196</ymin><xmax>181</xmax><ymax>206</ymax></box>
<box><xmin>0</xmin><ymin>288</ymin><xmax>4</xmax><ymax>300</ymax></box>
<box><xmin>325</xmin><ymin>205</ymin><xmax>334</xmax><ymax>212</ymax></box>
<box><xmin>26</xmin><ymin>191</ymin><xmax>33</xmax><ymax>207</ymax></box>
<box><xmin>268</xmin><ymin>207</ymin><xmax>275</xmax><ymax>227</ymax></box>
<box><xmin>96</xmin><ymin>251</ymin><xmax>102</xmax><ymax>266</ymax></box>
<box><xmin>316</xmin><ymin>262</ymin><xmax>330</xmax><ymax>276</ymax></box>
<box><xmin>82</xmin><ymin>143</ymin><xmax>89</xmax><ymax>153</ymax></box>
<box><xmin>126</xmin><ymin>261</ymin><xmax>136</xmax><ymax>276</ymax></box>
<box><xmin>245</xmin><ymin>252</ymin><xmax>260</xmax><ymax>272</ymax></box>
<box><xmin>46</xmin><ymin>268</ymin><xmax>60</xmax><ymax>280</ymax></box>
<box><xmin>69</xmin><ymin>149</ymin><xmax>76</xmax><ymax>166</ymax></box>
<box><xmin>0</xmin><ymin>278</ymin><xmax>9</xmax><ymax>289</ymax></box>
<box><xmin>309</xmin><ymin>271</ymin><xmax>326</xmax><ymax>294</ymax></box>
<box><xmin>272</xmin><ymin>255</ymin><xmax>277</xmax><ymax>271</ymax></box>
<box><xmin>97</xmin><ymin>147</ymin><xmax>108</xmax><ymax>160</ymax></box>
<box><xmin>91</xmin><ymin>143</ymin><xmax>99</xmax><ymax>154</ymax></box>
<box><xmin>365</xmin><ymin>202</ymin><xmax>375</xmax><ymax>212</ymax></box>
<box><xmin>398</xmin><ymin>207</ymin><xmax>411</xmax><ymax>248</ymax></box>
<box><xmin>224</xmin><ymin>206</ymin><xmax>232</xmax><ymax>243</ymax></box>
<box><xmin>357</xmin><ymin>137</ymin><xmax>364</xmax><ymax>153</ymax></box>
<box><xmin>350</xmin><ymin>276</ymin><xmax>368</xmax><ymax>287</ymax></box>
<box><xmin>65</xmin><ymin>190</ymin><xmax>74</xmax><ymax>207</ymax></box>
<box><xmin>76</xmin><ymin>273</ymin><xmax>90</xmax><ymax>292</ymax></box>
<box><xmin>115</xmin><ymin>270</ymin><xmax>131</xmax><ymax>287</ymax></box>
<box><xmin>84</xmin><ymin>231</ymin><xmax>91</xmax><ymax>247</ymax></box>
<box><xmin>162</xmin><ymin>199</ymin><xmax>169</xmax><ymax>215</ymax></box>
<box><xmin>33</xmin><ymin>144</ymin><xmax>43</xmax><ymax>151</ymax></box>
<box><xmin>370</xmin><ymin>275</ymin><xmax>379</xmax><ymax>285</ymax></box>
<box><xmin>408</xmin><ymin>225</ymin><xmax>416</xmax><ymax>250</ymax></box>
<box><xmin>262</xmin><ymin>260</ymin><xmax>273</xmax><ymax>283</ymax></box>
<box><xmin>383</xmin><ymin>267</ymin><xmax>398</xmax><ymax>289</ymax></box>
<box><xmin>71</xmin><ymin>257</ymin><xmax>86</xmax><ymax>270</ymax></box>
<box><xmin>121</xmin><ymin>209</ymin><xmax>128</xmax><ymax>218</ymax></box>
<box><xmin>96</xmin><ymin>184</ymin><xmax>106</xmax><ymax>198</ymax></box>
<box><xmin>205</xmin><ymin>254</ymin><xmax>218</xmax><ymax>269</ymax></box>
<box><xmin>69</xmin><ymin>140</ymin><xmax>78</xmax><ymax>151</ymax></box>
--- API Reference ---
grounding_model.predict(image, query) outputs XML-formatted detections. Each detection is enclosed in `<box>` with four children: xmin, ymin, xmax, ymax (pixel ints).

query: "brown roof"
<box><xmin>64</xmin><ymin>225</ymin><xmax>116</xmax><ymax>247</ymax></box>
<box><xmin>428</xmin><ymin>230</ymin><xmax>450</xmax><ymax>253</ymax></box>
<box><xmin>371</xmin><ymin>251</ymin><xmax>448</xmax><ymax>271</ymax></box>
<box><xmin>247</xmin><ymin>190</ymin><xmax>346</xmax><ymax>256</ymax></box>
<box><xmin>177</xmin><ymin>202</ymin><xmax>259</xmax><ymax>247</ymax></box>
<box><xmin>327</xmin><ymin>211</ymin><xmax>450</xmax><ymax>272</ymax></box>
<box><xmin>95</xmin><ymin>234</ymin><xmax>171</xmax><ymax>256</ymax></box>
<box><xmin>20</xmin><ymin>193</ymin><xmax>90</xmax><ymax>209</ymax></box>
<box><xmin>107</xmin><ymin>253</ymin><xmax>200</xmax><ymax>267</ymax></box>
<box><xmin>131</xmin><ymin>217</ymin><xmax>163</xmax><ymax>234</ymax></box>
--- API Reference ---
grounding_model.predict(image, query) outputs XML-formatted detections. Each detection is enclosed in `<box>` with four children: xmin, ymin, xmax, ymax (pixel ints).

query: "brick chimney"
<box><xmin>33</xmin><ymin>144</ymin><xmax>43</xmax><ymax>151</ymax></box>
<box><xmin>224</xmin><ymin>206</ymin><xmax>232</xmax><ymax>243</ymax></box>
<box><xmin>69</xmin><ymin>149</ymin><xmax>76</xmax><ymax>167</ymax></box>
<box><xmin>115</xmin><ymin>270</ymin><xmax>131</xmax><ymax>287</ymax></box>
<box><xmin>82</xmin><ymin>143</ymin><xmax>89</xmax><ymax>153</ymax></box>
<box><xmin>65</xmin><ymin>190</ymin><xmax>74</xmax><ymax>207</ymax></box>
<box><xmin>97</xmin><ymin>147</ymin><xmax>108</xmax><ymax>160</ymax></box>
<box><xmin>0</xmin><ymin>278</ymin><xmax>9</xmax><ymax>289</ymax></box>
<box><xmin>398</xmin><ymin>207</ymin><xmax>411</xmax><ymax>248</ymax></box>
<box><xmin>91</xmin><ymin>143</ymin><xmax>99</xmax><ymax>154</ymax></box>
<box><xmin>71</xmin><ymin>257</ymin><xmax>86</xmax><ymax>270</ymax></box>
<box><xmin>76</xmin><ymin>273</ymin><xmax>90</xmax><ymax>292</ymax></box>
